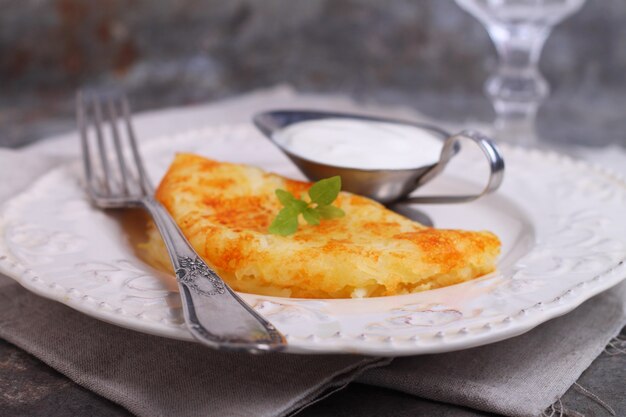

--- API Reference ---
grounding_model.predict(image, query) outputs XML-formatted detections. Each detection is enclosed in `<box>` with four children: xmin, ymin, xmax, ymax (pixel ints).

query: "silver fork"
<box><xmin>76</xmin><ymin>91</ymin><xmax>286</xmax><ymax>353</ymax></box>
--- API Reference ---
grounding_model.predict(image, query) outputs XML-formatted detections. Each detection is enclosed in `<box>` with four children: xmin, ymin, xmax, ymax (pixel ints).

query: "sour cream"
<box><xmin>273</xmin><ymin>118</ymin><xmax>444</xmax><ymax>170</ymax></box>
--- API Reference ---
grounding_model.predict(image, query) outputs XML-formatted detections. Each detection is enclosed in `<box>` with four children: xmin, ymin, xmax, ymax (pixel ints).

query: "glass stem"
<box><xmin>485</xmin><ymin>23</ymin><xmax>551</xmax><ymax>145</ymax></box>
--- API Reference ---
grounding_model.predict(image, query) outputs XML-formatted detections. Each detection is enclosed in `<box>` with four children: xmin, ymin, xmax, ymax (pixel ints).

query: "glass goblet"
<box><xmin>455</xmin><ymin>0</ymin><xmax>586</xmax><ymax>145</ymax></box>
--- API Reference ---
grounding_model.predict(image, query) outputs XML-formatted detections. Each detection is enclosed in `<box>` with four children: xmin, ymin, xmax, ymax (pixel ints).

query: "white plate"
<box><xmin>1</xmin><ymin>123</ymin><xmax>625</xmax><ymax>356</ymax></box>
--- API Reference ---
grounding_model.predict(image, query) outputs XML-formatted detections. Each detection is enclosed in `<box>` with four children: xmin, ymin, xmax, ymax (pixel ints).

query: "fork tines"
<box><xmin>77</xmin><ymin>91</ymin><xmax>153</xmax><ymax>207</ymax></box>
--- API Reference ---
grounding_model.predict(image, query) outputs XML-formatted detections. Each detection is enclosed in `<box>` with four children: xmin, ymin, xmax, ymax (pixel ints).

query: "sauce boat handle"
<box><xmin>402</xmin><ymin>130</ymin><xmax>505</xmax><ymax>204</ymax></box>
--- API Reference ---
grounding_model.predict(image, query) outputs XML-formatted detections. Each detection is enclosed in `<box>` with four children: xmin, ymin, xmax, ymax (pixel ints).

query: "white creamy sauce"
<box><xmin>273</xmin><ymin>118</ymin><xmax>443</xmax><ymax>170</ymax></box>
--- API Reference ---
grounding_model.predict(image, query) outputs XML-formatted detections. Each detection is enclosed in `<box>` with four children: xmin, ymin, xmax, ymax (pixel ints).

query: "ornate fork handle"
<box><xmin>142</xmin><ymin>196</ymin><xmax>285</xmax><ymax>352</ymax></box>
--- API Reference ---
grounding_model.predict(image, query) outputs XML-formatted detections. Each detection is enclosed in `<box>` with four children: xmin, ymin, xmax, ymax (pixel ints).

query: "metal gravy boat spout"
<box><xmin>253</xmin><ymin>110</ymin><xmax>504</xmax><ymax>205</ymax></box>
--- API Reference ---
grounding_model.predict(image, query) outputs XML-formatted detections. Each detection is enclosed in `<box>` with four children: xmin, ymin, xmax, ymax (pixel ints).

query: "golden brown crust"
<box><xmin>143</xmin><ymin>153</ymin><xmax>500</xmax><ymax>298</ymax></box>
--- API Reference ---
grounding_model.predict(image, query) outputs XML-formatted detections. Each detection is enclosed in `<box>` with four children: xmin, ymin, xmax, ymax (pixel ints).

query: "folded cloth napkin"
<box><xmin>1</xmin><ymin>87</ymin><xmax>625</xmax><ymax>417</ymax></box>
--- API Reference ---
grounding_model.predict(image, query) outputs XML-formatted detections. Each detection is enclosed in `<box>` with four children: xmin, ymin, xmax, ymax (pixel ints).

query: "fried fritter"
<box><xmin>142</xmin><ymin>153</ymin><xmax>500</xmax><ymax>298</ymax></box>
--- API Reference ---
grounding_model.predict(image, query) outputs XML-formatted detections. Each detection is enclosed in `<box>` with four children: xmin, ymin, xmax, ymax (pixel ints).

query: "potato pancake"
<box><xmin>141</xmin><ymin>153</ymin><xmax>500</xmax><ymax>298</ymax></box>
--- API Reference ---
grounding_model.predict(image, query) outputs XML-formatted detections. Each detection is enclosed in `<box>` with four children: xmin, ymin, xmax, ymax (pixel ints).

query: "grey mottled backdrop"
<box><xmin>1</xmin><ymin>0</ymin><xmax>625</xmax><ymax>146</ymax></box>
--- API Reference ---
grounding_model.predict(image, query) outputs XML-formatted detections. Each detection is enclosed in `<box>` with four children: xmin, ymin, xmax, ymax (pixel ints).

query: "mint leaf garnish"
<box><xmin>275</xmin><ymin>189</ymin><xmax>307</xmax><ymax>211</ymax></box>
<box><xmin>316</xmin><ymin>204</ymin><xmax>345</xmax><ymax>219</ymax></box>
<box><xmin>269</xmin><ymin>176</ymin><xmax>346</xmax><ymax>236</ymax></box>
<box><xmin>302</xmin><ymin>207</ymin><xmax>321</xmax><ymax>225</ymax></box>
<box><xmin>268</xmin><ymin>206</ymin><xmax>300</xmax><ymax>236</ymax></box>
<box><xmin>308</xmin><ymin>176</ymin><xmax>341</xmax><ymax>206</ymax></box>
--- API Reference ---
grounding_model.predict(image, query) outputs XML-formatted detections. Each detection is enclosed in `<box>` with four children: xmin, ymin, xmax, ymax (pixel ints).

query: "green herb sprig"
<box><xmin>269</xmin><ymin>176</ymin><xmax>345</xmax><ymax>236</ymax></box>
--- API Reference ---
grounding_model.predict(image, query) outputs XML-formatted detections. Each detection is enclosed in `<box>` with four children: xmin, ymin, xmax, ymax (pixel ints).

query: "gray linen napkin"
<box><xmin>2</xmin><ymin>88</ymin><xmax>626</xmax><ymax>417</ymax></box>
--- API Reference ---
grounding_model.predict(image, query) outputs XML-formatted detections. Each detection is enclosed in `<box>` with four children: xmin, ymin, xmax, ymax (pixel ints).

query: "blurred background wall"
<box><xmin>1</xmin><ymin>0</ymin><xmax>625</xmax><ymax>147</ymax></box>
